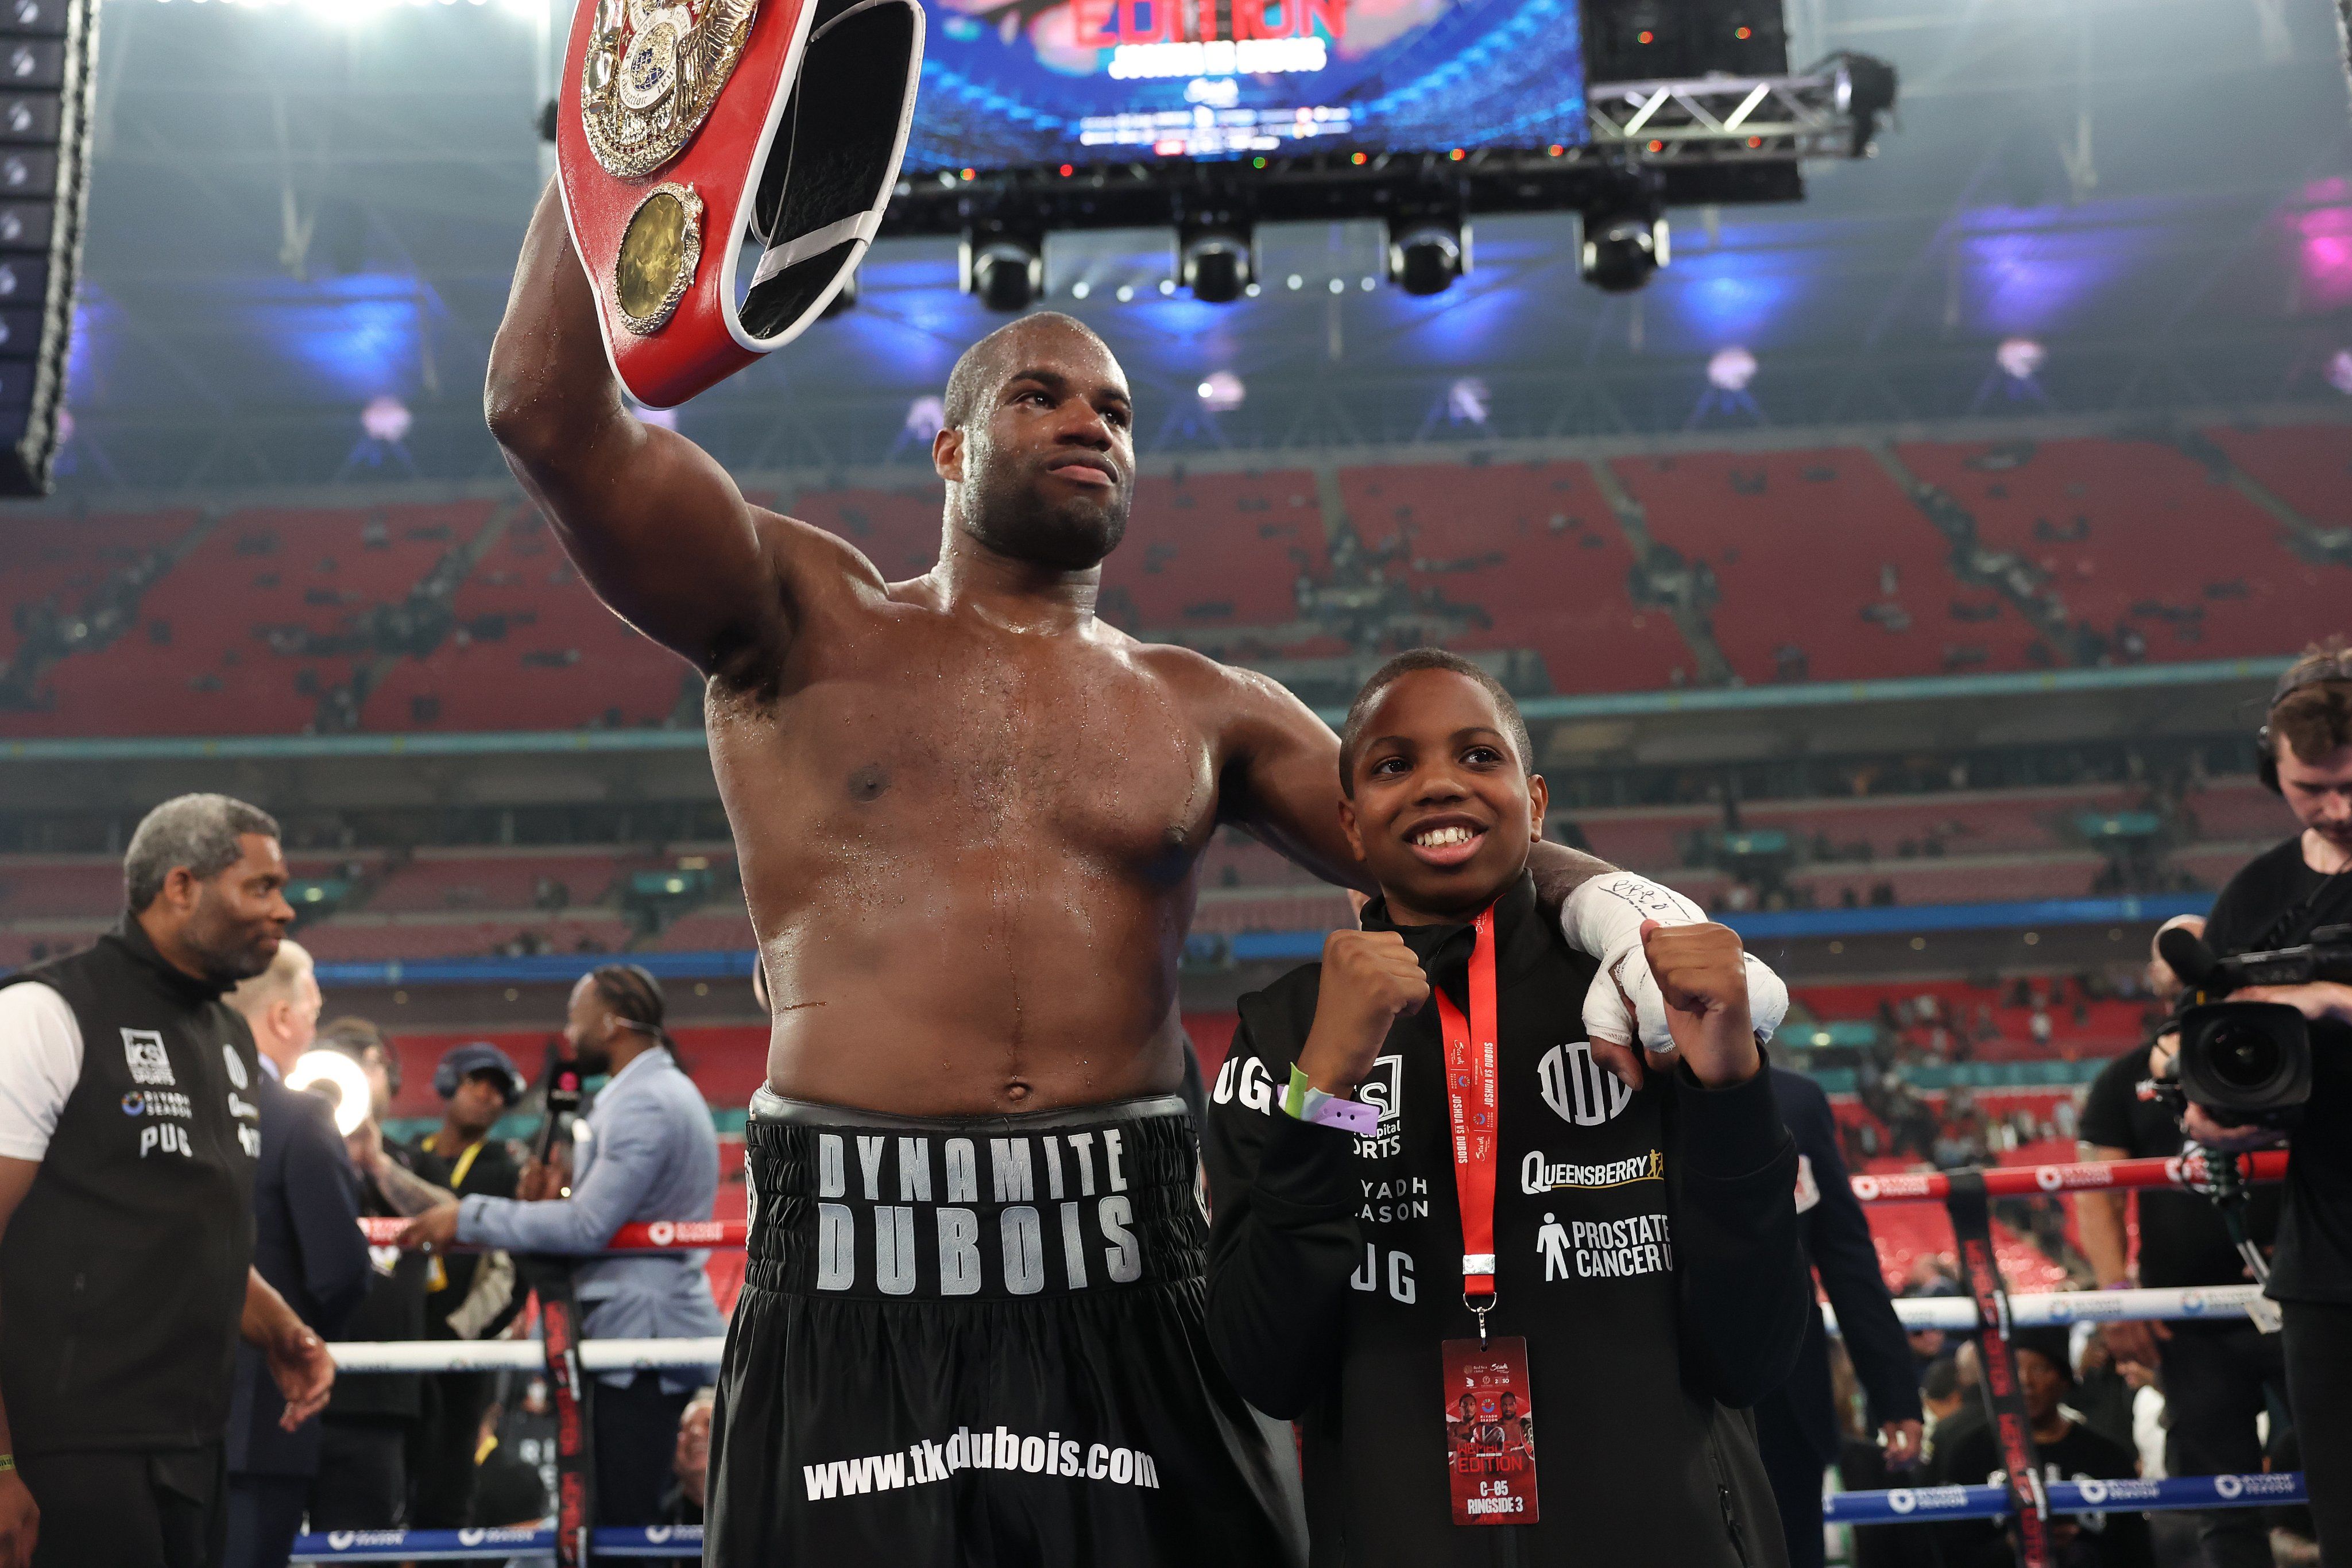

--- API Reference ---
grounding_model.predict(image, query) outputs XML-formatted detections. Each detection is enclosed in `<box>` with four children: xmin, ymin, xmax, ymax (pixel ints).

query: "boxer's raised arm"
<box><xmin>486</xmin><ymin>179</ymin><xmax>798</xmax><ymax>679</ymax></box>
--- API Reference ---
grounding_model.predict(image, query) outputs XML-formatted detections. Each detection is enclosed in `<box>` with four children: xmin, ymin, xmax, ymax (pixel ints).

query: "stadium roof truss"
<box><xmin>38</xmin><ymin>0</ymin><xmax>2352</xmax><ymax>491</ymax></box>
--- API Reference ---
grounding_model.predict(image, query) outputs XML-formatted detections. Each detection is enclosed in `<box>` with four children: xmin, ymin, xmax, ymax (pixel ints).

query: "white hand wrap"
<box><xmin>1560</xmin><ymin>873</ymin><xmax>1790</xmax><ymax>1052</ymax></box>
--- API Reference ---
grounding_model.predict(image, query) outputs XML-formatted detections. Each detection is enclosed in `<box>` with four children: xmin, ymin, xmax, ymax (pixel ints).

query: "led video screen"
<box><xmin>905</xmin><ymin>0</ymin><xmax>1589</xmax><ymax>172</ymax></box>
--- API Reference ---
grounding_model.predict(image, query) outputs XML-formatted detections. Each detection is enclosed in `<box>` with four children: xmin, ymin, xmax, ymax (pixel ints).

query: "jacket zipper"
<box><xmin>1705</xmin><ymin>1426</ymin><xmax>1754</xmax><ymax>1567</ymax></box>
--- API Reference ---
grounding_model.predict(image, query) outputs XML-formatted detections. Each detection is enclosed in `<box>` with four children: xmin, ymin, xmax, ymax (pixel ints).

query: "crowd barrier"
<box><xmin>289</xmin><ymin>1527</ymin><xmax>699</xmax><ymax>1562</ymax></box>
<box><xmin>318</xmin><ymin>1148</ymin><xmax>2295</xmax><ymax>1563</ymax></box>
<box><xmin>1825</xmin><ymin>1472</ymin><xmax>2307</xmax><ymax>1524</ymax></box>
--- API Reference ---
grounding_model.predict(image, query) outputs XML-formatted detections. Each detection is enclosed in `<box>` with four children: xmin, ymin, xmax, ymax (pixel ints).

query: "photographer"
<box><xmin>2077</xmin><ymin>915</ymin><xmax>2283</xmax><ymax>1568</ymax></box>
<box><xmin>2181</xmin><ymin>641</ymin><xmax>2352</xmax><ymax>1562</ymax></box>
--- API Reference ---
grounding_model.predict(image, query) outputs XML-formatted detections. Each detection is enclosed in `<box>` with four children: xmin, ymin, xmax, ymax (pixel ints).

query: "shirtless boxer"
<box><xmin>485</xmin><ymin>177</ymin><xmax>1784</xmax><ymax>1565</ymax></box>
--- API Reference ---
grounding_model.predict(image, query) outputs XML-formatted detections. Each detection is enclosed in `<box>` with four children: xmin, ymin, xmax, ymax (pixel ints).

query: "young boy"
<box><xmin>1202</xmin><ymin>648</ymin><xmax>1813</xmax><ymax>1567</ymax></box>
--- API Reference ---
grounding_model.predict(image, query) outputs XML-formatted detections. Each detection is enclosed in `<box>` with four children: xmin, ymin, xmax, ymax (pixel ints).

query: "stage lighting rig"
<box><xmin>1179</xmin><ymin>226</ymin><xmax>1253</xmax><ymax>303</ymax></box>
<box><xmin>1579</xmin><ymin>167</ymin><xmax>1669</xmax><ymax>293</ymax></box>
<box><xmin>960</xmin><ymin>227</ymin><xmax>1043</xmax><ymax>313</ymax></box>
<box><xmin>1387</xmin><ymin>220</ymin><xmax>1471</xmax><ymax>297</ymax></box>
<box><xmin>1828</xmin><ymin>50</ymin><xmax>1898</xmax><ymax>158</ymax></box>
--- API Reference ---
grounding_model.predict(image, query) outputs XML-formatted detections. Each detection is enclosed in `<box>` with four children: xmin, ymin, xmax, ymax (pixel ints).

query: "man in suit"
<box><xmin>399</xmin><ymin>965</ymin><xmax>726</xmax><ymax>1526</ymax></box>
<box><xmin>221</xmin><ymin>940</ymin><xmax>373</xmax><ymax>1568</ymax></box>
<box><xmin>1754</xmin><ymin>1064</ymin><xmax>1925</xmax><ymax>1568</ymax></box>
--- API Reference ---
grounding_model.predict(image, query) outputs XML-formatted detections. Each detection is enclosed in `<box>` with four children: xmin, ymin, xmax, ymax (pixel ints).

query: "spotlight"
<box><xmin>360</xmin><ymin>395</ymin><xmax>411</xmax><ymax>443</ymax></box>
<box><xmin>1197</xmin><ymin>371</ymin><xmax>1245</xmax><ymax>412</ymax></box>
<box><xmin>1070</xmin><ymin>280</ymin><xmax>1092</xmax><ymax>300</ymax></box>
<box><xmin>904</xmin><ymin>396</ymin><xmax>946</xmax><ymax>442</ymax></box>
<box><xmin>287</xmin><ymin>1050</ymin><xmax>372</xmax><ymax>1137</ymax></box>
<box><xmin>1829</xmin><ymin>52</ymin><xmax>1900</xmax><ymax>158</ymax></box>
<box><xmin>1997</xmin><ymin>337</ymin><xmax>2045</xmax><ymax>380</ymax></box>
<box><xmin>1447</xmin><ymin>377</ymin><xmax>1490</xmax><ymax>425</ymax></box>
<box><xmin>961</xmin><ymin>233</ymin><xmax>1042</xmax><ymax>313</ymax></box>
<box><xmin>1387</xmin><ymin>221</ymin><xmax>1470</xmax><ymax>296</ymax></box>
<box><xmin>1580</xmin><ymin>197</ymin><xmax>1669</xmax><ymax>295</ymax></box>
<box><xmin>2324</xmin><ymin>349</ymin><xmax>2352</xmax><ymax>396</ymax></box>
<box><xmin>1707</xmin><ymin>346</ymin><xmax>1757</xmax><ymax>392</ymax></box>
<box><xmin>1179</xmin><ymin>228</ymin><xmax>1252</xmax><ymax>304</ymax></box>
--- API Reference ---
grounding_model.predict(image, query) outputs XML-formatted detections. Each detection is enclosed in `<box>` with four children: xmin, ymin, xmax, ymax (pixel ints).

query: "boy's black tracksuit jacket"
<box><xmin>1203</xmin><ymin>872</ymin><xmax>1813</xmax><ymax>1568</ymax></box>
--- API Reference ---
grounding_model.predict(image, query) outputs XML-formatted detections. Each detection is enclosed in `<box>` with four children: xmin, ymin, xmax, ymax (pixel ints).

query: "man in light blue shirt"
<box><xmin>401</xmin><ymin>965</ymin><xmax>726</xmax><ymax>1525</ymax></box>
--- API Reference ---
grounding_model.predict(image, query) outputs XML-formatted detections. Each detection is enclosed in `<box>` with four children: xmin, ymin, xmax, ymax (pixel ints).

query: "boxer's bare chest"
<box><xmin>710</xmin><ymin>598</ymin><xmax>1225</xmax><ymax>932</ymax></box>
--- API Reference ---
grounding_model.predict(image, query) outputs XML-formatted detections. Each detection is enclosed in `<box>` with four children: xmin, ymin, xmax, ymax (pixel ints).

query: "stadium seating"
<box><xmin>1339</xmin><ymin>459</ymin><xmax>1696</xmax><ymax>691</ymax></box>
<box><xmin>10</xmin><ymin>502</ymin><xmax>496</xmax><ymax>737</ymax></box>
<box><xmin>361</xmin><ymin>509</ymin><xmax>692</xmax><ymax>733</ymax></box>
<box><xmin>2204</xmin><ymin>423</ymin><xmax>2352</xmax><ymax>533</ymax></box>
<box><xmin>0</xmin><ymin>509</ymin><xmax>200</xmax><ymax>666</ymax></box>
<box><xmin>1895</xmin><ymin>436</ymin><xmax>2347</xmax><ymax>661</ymax></box>
<box><xmin>1797</xmin><ymin>979</ymin><xmax>2154</xmax><ymax>1062</ymax></box>
<box><xmin>1107</xmin><ymin>469</ymin><xmax>1327</xmax><ymax>632</ymax></box>
<box><xmin>5</xmin><ymin>428</ymin><xmax>2342</xmax><ymax>737</ymax></box>
<box><xmin>1748</xmin><ymin>784</ymin><xmax>2136</xmax><ymax>860</ymax></box>
<box><xmin>364</xmin><ymin>847</ymin><xmax>667</xmax><ymax>914</ymax></box>
<box><xmin>1611</xmin><ymin>448</ymin><xmax>2045</xmax><ymax>683</ymax></box>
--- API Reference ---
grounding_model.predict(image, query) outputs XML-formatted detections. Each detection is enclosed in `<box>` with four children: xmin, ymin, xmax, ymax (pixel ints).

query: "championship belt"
<box><xmin>555</xmin><ymin>0</ymin><xmax>923</xmax><ymax>408</ymax></box>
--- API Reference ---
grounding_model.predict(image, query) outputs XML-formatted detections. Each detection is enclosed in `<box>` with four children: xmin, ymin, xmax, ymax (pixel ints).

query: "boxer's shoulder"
<box><xmin>749</xmin><ymin>505</ymin><xmax>893</xmax><ymax>602</ymax></box>
<box><xmin>1121</xmin><ymin>636</ymin><xmax>1318</xmax><ymax>733</ymax></box>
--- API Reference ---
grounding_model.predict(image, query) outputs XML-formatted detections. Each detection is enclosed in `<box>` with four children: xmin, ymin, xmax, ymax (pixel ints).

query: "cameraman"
<box><xmin>2078</xmin><ymin>914</ymin><xmax>2283</xmax><ymax>1568</ymax></box>
<box><xmin>2185</xmin><ymin>641</ymin><xmax>2352</xmax><ymax>1562</ymax></box>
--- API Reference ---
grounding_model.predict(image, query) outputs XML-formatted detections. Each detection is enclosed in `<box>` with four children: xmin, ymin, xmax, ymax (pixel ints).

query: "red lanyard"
<box><xmin>1432</xmin><ymin>904</ymin><xmax>1501</xmax><ymax>1311</ymax></box>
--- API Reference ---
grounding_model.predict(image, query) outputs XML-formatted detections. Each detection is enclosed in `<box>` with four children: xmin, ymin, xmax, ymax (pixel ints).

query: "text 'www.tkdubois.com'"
<box><xmin>803</xmin><ymin>1424</ymin><xmax>1161</xmax><ymax>1500</ymax></box>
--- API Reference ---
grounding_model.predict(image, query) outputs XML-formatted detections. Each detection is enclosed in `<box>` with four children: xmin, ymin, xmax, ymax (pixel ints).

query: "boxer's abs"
<box><xmin>708</xmin><ymin>642</ymin><xmax>1224</xmax><ymax>1117</ymax></box>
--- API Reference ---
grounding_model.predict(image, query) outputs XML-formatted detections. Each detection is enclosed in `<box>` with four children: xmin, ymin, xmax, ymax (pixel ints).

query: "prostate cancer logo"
<box><xmin>1888</xmin><ymin>1489</ymin><xmax>1916</xmax><ymax>1513</ymax></box>
<box><xmin>647</xmin><ymin>1221</ymin><xmax>675</xmax><ymax>1247</ymax></box>
<box><xmin>2076</xmin><ymin>1480</ymin><xmax>2108</xmax><ymax>1505</ymax></box>
<box><xmin>2215</xmin><ymin>1474</ymin><xmax>2243</xmax><ymax>1499</ymax></box>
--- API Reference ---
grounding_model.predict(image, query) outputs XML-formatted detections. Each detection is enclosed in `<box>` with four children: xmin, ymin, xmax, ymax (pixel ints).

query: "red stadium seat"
<box><xmin>1896</xmin><ymin>436</ymin><xmax>2343</xmax><ymax>662</ymax></box>
<box><xmin>1612</xmin><ymin>448</ymin><xmax>2044</xmax><ymax>683</ymax></box>
<box><xmin>1338</xmin><ymin>459</ymin><xmax>1695</xmax><ymax>692</ymax></box>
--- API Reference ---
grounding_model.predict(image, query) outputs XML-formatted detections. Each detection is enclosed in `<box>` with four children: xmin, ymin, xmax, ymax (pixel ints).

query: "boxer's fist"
<box><xmin>1640</xmin><ymin>920</ymin><xmax>1760</xmax><ymax>1087</ymax></box>
<box><xmin>1299</xmin><ymin>930</ymin><xmax>1432</xmax><ymax>1095</ymax></box>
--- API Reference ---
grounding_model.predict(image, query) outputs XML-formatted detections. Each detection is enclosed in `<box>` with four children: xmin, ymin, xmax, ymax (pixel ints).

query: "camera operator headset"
<box><xmin>2168</xmin><ymin>639</ymin><xmax>2352</xmax><ymax>1564</ymax></box>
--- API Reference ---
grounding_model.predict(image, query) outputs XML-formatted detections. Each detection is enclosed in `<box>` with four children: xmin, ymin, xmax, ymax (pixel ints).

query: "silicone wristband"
<box><xmin>1284</xmin><ymin>1064</ymin><xmax>1379</xmax><ymax>1134</ymax></box>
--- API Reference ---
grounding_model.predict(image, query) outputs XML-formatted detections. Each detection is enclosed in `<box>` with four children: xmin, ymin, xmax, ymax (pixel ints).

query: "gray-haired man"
<box><xmin>0</xmin><ymin>793</ymin><xmax>338</xmax><ymax>1568</ymax></box>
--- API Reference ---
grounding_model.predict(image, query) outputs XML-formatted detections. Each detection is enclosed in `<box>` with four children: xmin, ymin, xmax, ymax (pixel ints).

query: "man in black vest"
<box><xmin>0</xmin><ymin>793</ymin><xmax>339</xmax><ymax>1568</ymax></box>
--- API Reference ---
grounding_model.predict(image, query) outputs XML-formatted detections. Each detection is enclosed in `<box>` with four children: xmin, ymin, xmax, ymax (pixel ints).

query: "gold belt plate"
<box><xmin>581</xmin><ymin>0</ymin><xmax>759</xmax><ymax>180</ymax></box>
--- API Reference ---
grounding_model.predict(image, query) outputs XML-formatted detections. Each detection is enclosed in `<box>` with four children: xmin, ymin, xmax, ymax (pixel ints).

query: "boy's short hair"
<box><xmin>1337</xmin><ymin>648</ymin><xmax>1535</xmax><ymax>796</ymax></box>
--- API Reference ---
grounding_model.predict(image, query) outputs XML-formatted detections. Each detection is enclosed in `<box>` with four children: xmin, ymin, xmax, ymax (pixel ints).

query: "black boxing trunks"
<box><xmin>705</xmin><ymin>1090</ymin><xmax>1305</xmax><ymax>1566</ymax></box>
